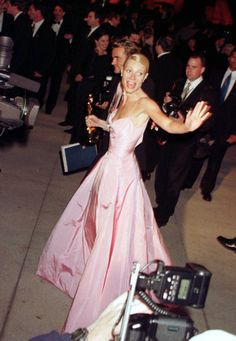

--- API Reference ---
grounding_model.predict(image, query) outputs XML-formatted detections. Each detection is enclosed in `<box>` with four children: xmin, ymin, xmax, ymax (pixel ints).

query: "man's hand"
<box><xmin>95</xmin><ymin>101</ymin><xmax>109</xmax><ymax>110</ymax></box>
<box><xmin>64</xmin><ymin>33</ymin><xmax>73</xmax><ymax>40</ymax></box>
<box><xmin>34</xmin><ymin>71</ymin><xmax>42</xmax><ymax>78</ymax></box>
<box><xmin>163</xmin><ymin>91</ymin><xmax>172</xmax><ymax>104</ymax></box>
<box><xmin>75</xmin><ymin>73</ymin><xmax>83</xmax><ymax>82</ymax></box>
<box><xmin>227</xmin><ymin>134</ymin><xmax>236</xmax><ymax>144</ymax></box>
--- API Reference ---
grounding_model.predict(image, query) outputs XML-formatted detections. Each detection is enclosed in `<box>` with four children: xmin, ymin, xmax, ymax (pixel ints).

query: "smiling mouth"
<box><xmin>126</xmin><ymin>80</ymin><xmax>136</xmax><ymax>89</ymax></box>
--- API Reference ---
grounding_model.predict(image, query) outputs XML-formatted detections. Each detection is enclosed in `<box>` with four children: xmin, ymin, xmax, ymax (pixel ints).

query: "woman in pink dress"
<box><xmin>37</xmin><ymin>53</ymin><xmax>211</xmax><ymax>333</ymax></box>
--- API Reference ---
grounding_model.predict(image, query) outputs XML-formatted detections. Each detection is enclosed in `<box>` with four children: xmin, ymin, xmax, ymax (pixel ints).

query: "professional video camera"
<box><xmin>119</xmin><ymin>260</ymin><xmax>212</xmax><ymax>341</ymax></box>
<box><xmin>0</xmin><ymin>71</ymin><xmax>40</xmax><ymax>136</ymax></box>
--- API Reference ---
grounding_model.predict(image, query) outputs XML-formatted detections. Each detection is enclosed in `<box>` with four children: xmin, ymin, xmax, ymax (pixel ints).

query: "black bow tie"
<box><xmin>53</xmin><ymin>21</ymin><xmax>60</xmax><ymax>25</ymax></box>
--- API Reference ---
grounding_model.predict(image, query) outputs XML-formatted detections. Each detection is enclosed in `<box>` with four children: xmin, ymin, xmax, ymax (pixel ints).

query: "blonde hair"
<box><xmin>124</xmin><ymin>53</ymin><xmax>150</xmax><ymax>74</ymax></box>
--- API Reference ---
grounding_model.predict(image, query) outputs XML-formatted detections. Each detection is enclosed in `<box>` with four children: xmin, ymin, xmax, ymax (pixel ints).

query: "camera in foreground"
<box><xmin>29</xmin><ymin>260</ymin><xmax>212</xmax><ymax>341</ymax></box>
<box><xmin>120</xmin><ymin>260</ymin><xmax>211</xmax><ymax>341</ymax></box>
<box><xmin>0</xmin><ymin>71</ymin><xmax>40</xmax><ymax>136</ymax></box>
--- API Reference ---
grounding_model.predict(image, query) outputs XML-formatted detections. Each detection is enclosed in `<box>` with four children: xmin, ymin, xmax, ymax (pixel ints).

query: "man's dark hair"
<box><xmin>87</xmin><ymin>5</ymin><xmax>104</xmax><ymax>23</ymax></box>
<box><xmin>112</xmin><ymin>39</ymin><xmax>141</xmax><ymax>56</ymax></box>
<box><xmin>28</xmin><ymin>0</ymin><xmax>47</xmax><ymax>17</ymax></box>
<box><xmin>8</xmin><ymin>0</ymin><xmax>26</xmax><ymax>11</ymax></box>
<box><xmin>106</xmin><ymin>11</ymin><xmax>120</xmax><ymax>21</ymax></box>
<box><xmin>156</xmin><ymin>35</ymin><xmax>175</xmax><ymax>52</ymax></box>
<box><xmin>229</xmin><ymin>47</ymin><xmax>236</xmax><ymax>56</ymax></box>
<box><xmin>53</xmin><ymin>1</ymin><xmax>67</xmax><ymax>12</ymax></box>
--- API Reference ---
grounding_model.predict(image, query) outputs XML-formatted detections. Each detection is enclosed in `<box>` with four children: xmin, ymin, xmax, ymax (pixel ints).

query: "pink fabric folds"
<box><xmin>37</xmin><ymin>113</ymin><xmax>171</xmax><ymax>332</ymax></box>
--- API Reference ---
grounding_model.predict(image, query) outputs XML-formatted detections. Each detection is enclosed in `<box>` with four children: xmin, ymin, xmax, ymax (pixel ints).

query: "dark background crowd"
<box><xmin>1</xmin><ymin>0</ymin><xmax>236</xmax><ymax>228</ymax></box>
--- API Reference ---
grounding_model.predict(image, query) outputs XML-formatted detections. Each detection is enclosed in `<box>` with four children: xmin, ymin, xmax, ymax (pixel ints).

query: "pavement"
<box><xmin>0</xmin><ymin>79</ymin><xmax>236</xmax><ymax>341</ymax></box>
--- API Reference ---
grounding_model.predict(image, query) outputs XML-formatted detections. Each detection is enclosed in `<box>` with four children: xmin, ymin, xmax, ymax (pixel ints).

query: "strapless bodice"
<box><xmin>107</xmin><ymin>111</ymin><xmax>148</xmax><ymax>159</ymax></box>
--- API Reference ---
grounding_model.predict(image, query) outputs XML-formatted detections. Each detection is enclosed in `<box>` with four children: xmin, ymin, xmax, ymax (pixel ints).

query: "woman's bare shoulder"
<box><xmin>139</xmin><ymin>96</ymin><xmax>159</xmax><ymax>110</ymax></box>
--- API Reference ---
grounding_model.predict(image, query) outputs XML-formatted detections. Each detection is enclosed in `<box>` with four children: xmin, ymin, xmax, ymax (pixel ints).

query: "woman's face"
<box><xmin>122</xmin><ymin>59</ymin><xmax>147</xmax><ymax>94</ymax></box>
<box><xmin>95</xmin><ymin>34</ymin><xmax>109</xmax><ymax>52</ymax></box>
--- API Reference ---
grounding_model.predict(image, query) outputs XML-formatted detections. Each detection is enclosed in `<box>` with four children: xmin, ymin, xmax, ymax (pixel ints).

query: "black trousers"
<box><xmin>66</xmin><ymin>79</ymin><xmax>96</xmax><ymax>143</ymax></box>
<box><xmin>154</xmin><ymin>140</ymin><xmax>196</xmax><ymax>224</ymax></box>
<box><xmin>44</xmin><ymin>61</ymin><xmax>67</xmax><ymax>113</ymax></box>
<box><xmin>200</xmin><ymin>141</ymin><xmax>228</xmax><ymax>194</ymax></box>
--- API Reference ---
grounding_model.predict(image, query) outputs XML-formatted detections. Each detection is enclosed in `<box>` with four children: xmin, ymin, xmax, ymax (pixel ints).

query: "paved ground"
<box><xmin>0</xmin><ymin>82</ymin><xmax>236</xmax><ymax>340</ymax></box>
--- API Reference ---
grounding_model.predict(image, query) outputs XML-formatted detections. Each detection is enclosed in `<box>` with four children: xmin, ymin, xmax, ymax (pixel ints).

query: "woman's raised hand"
<box><xmin>185</xmin><ymin>101</ymin><xmax>211</xmax><ymax>132</ymax></box>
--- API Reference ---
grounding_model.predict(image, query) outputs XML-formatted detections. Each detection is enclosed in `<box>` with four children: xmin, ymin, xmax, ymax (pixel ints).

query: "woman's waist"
<box><xmin>105</xmin><ymin>149</ymin><xmax>139</xmax><ymax>166</ymax></box>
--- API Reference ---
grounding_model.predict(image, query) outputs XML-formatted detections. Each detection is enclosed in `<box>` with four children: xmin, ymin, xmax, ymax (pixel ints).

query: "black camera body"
<box><xmin>136</xmin><ymin>262</ymin><xmax>211</xmax><ymax>309</ymax></box>
<box><xmin>162</xmin><ymin>95</ymin><xmax>182</xmax><ymax>118</ymax></box>
<box><xmin>127</xmin><ymin>314</ymin><xmax>196</xmax><ymax>341</ymax></box>
<box><xmin>98</xmin><ymin>75</ymin><xmax>113</xmax><ymax>104</ymax></box>
<box><xmin>123</xmin><ymin>261</ymin><xmax>211</xmax><ymax>341</ymax></box>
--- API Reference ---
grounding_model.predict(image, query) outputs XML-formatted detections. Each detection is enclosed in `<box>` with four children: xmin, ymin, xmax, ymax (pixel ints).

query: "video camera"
<box><xmin>119</xmin><ymin>260</ymin><xmax>212</xmax><ymax>341</ymax></box>
<box><xmin>0</xmin><ymin>71</ymin><xmax>40</xmax><ymax>136</ymax></box>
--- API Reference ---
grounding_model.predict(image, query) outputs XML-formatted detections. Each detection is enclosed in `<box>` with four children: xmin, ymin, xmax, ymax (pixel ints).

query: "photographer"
<box><xmin>153</xmin><ymin>53</ymin><xmax>217</xmax><ymax>227</ymax></box>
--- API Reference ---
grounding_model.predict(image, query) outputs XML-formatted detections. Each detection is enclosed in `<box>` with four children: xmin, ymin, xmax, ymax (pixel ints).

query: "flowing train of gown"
<box><xmin>36</xmin><ymin>111</ymin><xmax>171</xmax><ymax>333</ymax></box>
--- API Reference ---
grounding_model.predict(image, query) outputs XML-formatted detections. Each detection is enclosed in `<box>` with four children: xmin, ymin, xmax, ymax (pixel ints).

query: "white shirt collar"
<box><xmin>14</xmin><ymin>11</ymin><xmax>23</xmax><ymax>21</ymax></box>
<box><xmin>32</xmin><ymin>19</ymin><xmax>44</xmax><ymax>37</ymax></box>
<box><xmin>223</xmin><ymin>67</ymin><xmax>236</xmax><ymax>81</ymax></box>
<box><xmin>87</xmin><ymin>25</ymin><xmax>100</xmax><ymax>37</ymax></box>
<box><xmin>221</xmin><ymin>68</ymin><xmax>236</xmax><ymax>100</ymax></box>
<box><xmin>52</xmin><ymin>19</ymin><xmax>63</xmax><ymax>35</ymax></box>
<box><xmin>158</xmin><ymin>51</ymin><xmax>171</xmax><ymax>58</ymax></box>
<box><xmin>186</xmin><ymin>76</ymin><xmax>203</xmax><ymax>90</ymax></box>
<box><xmin>0</xmin><ymin>12</ymin><xmax>3</xmax><ymax>32</ymax></box>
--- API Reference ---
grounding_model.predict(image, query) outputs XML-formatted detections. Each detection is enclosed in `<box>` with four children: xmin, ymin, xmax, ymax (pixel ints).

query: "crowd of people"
<box><xmin>1</xmin><ymin>1</ymin><xmax>235</xmax><ymax>211</ymax></box>
<box><xmin>1</xmin><ymin>0</ymin><xmax>235</xmax><ymax>337</ymax></box>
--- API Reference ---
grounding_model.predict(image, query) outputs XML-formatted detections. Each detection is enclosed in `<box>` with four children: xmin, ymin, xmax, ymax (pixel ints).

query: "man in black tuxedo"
<box><xmin>0</xmin><ymin>0</ymin><xmax>13</xmax><ymax>37</ymax></box>
<box><xmin>27</xmin><ymin>0</ymin><xmax>56</xmax><ymax>104</ymax></box>
<box><xmin>154</xmin><ymin>53</ymin><xmax>216</xmax><ymax>227</ymax></box>
<box><xmin>199</xmin><ymin>48</ymin><xmax>236</xmax><ymax>201</ymax></box>
<box><xmin>148</xmin><ymin>34</ymin><xmax>184</xmax><ymax>172</ymax></box>
<box><xmin>41</xmin><ymin>2</ymin><xmax>75</xmax><ymax>114</ymax></box>
<box><xmin>151</xmin><ymin>35</ymin><xmax>184</xmax><ymax>106</ymax></box>
<box><xmin>102</xmin><ymin>11</ymin><xmax>122</xmax><ymax>42</ymax></box>
<box><xmin>61</xmin><ymin>5</ymin><xmax>103</xmax><ymax>127</ymax></box>
<box><xmin>6</xmin><ymin>0</ymin><xmax>32</xmax><ymax>76</ymax></box>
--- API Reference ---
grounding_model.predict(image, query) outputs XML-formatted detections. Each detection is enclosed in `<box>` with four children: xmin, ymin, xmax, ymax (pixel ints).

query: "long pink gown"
<box><xmin>36</xmin><ymin>111</ymin><xmax>171</xmax><ymax>333</ymax></box>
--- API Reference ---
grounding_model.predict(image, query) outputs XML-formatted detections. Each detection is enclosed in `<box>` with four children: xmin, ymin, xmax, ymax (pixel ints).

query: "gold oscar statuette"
<box><xmin>86</xmin><ymin>93</ymin><xmax>98</xmax><ymax>144</ymax></box>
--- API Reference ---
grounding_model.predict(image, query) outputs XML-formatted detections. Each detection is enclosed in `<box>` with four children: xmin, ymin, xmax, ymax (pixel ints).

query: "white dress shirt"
<box><xmin>32</xmin><ymin>19</ymin><xmax>44</xmax><ymax>37</ymax></box>
<box><xmin>14</xmin><ymin>11</ymin><xmax>23</xmax><ymax>21</ymax></box>
<box><xmin>182</xmin><ymin>76</ymin><xmax>203</xmax><ymax>100</ymax></box>
<box><xmin>87</xmin><ymin>25</ymin><xmax>100</xmax><ymax>37</ymax></box>
<box><xmin>51</xmin><ymin>19</ymin><xmax>63</xmax><ymax>36</ymax></box>
<box><xmin>0</xmin><ymin>12</ymin><xmax>4</xmax><ymax>32</ymax></box>
<box><xmin>221</xmin><ymin>68</ymin><xmax>236</xmax><ymax>100</ymax></box>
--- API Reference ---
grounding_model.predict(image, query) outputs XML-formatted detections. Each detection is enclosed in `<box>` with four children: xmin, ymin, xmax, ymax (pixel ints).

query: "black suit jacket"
<box><xmin>27</xmin><ymin>20</ymin><xmax>56</xmax><ymax>78</ymax></box>
<box><xmin>168</xmin><ymin>78</ymin><xmax>217</xmax><ymax>145</ymax></box>
<box><xmin>0</xmin><ymin>12</ymin><xmax>13</xmax><ymax>37</ymax></box>
<box><xmin>69</xmin><ymin>26</ymin><xmax>101</xmax><ymax>82</ymax></box>
<box><xmin>209</xmin><ymin>68</ymin><xmax>236</xmax><ymax>143</ymax></box>
<box><xmin>10</xmin><ymin>12</ymin><xmax>32</xmax><ymax>75</ymax></box>
<box><xmin>51</xmin><ymin>16</ymin><xmax>75</xmax><ymax>67</ymax></box>
<box><xmin>150</xmin><ymin>53</ymin><xmax>184</xmax><ymax>105</ymax></box>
